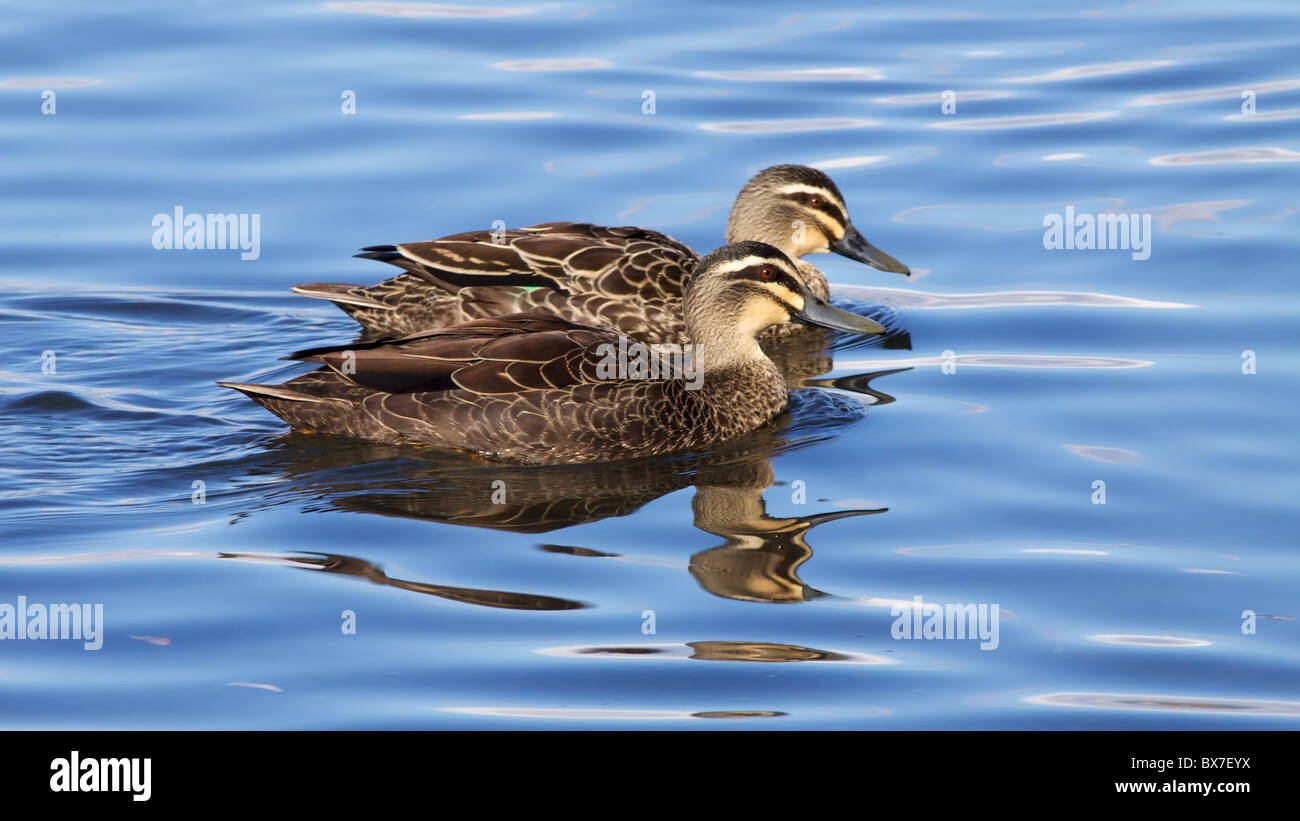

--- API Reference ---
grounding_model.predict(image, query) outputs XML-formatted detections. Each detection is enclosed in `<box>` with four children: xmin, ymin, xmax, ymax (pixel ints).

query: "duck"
<box><xmin>220</xmin><ymin>241</ymin><xmax>885</xmax><ymax>464</ymax></box>
<box><xmin>291</xmin><ymin>165</ymin><xmax>909</xmax><ymax>342</ymax></box>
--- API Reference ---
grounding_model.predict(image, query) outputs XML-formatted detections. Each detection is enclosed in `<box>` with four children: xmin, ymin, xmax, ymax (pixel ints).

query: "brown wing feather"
<box><xmin>299</xmin><ymin>223</ymin><xmax>699</xmax><ymax>341</ymax></box>
<box><xmin>288</xmin><ymin>311</ymin><xmax>619</xmax><ymax>396</ymax></box>
<box><xmin>391</xmin><ymin>222</ymin><xmax>697</xmax><ymax>297</ymax></box>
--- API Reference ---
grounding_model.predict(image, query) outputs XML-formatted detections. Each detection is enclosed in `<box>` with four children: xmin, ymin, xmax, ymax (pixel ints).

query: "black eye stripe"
<box><xmin>733</xmin><ymin>282</ymin><xmax>799</xmax><ymax>312</ymax></box>
<box><xmin>797</xmin><ymin>193</ymin><xmax>847</xmax><ymax>225</ymax></box>
<box><xmin>730</xmin><ymin>263</ymin><xmax>798</xmax><ymax>287</ymax></box>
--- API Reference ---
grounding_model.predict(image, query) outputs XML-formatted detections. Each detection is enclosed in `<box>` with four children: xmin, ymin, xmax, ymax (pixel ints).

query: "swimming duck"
<box><xmin>221</xmin><ymin>242</ymin><xmax>885</xmax><ymax>464</ymax></box>
<box><xmin>292</xmin><ymin>165</ymin><xmax>909</xmax><ymax>342</ymax></box>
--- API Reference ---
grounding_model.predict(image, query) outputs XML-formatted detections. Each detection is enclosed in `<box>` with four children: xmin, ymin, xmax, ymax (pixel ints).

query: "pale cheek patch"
<box><xmin>804</xmin><ymin>210</ymin><xmax>842</xmax><ymax>241</ymax></box>
<box><xmin>738</xmin><ymin>284</ymin><xmax>800</xmax><ymax>332</ymax></box>
<box><xmin>740</xmin><ymin>300</ymin><xmax>792</xmax><ymax>334</ymax></box>
<box><xmin>765</xmin><ymin>283</ymin><xmax>801</xmax><ymax>309</ymax></box>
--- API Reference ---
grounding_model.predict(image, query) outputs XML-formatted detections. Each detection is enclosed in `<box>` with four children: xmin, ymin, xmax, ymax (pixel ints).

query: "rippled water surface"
<box><xmin>2</xmin><ymin>0</ymin><xmax>1297</xmax><ymax>729</ymax></box>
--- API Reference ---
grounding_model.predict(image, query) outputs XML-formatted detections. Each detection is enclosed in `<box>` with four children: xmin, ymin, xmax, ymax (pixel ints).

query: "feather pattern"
<box><xmin>294</xmin><ymin>222</ymin><xmax>699</xmax><ymax>342</ymax></box>
<box><xmin>291</xmin><ymin>165</ymin><xmax>910</xmax><ymax>342</ymax></box>
<box><xmin>225</xmin><ymin>242</ymin><xmax>855</xmax><ymax>464</ymax></box>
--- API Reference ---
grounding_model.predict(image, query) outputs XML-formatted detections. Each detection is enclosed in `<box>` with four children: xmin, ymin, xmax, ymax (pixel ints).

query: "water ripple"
<box><xmin>817</xmin><ymin>354</ymin><xmax>1151</xmax><ymax>370</ymax></box>
<box><xmin>1149</xmin><ymin>147</ymin><xmax>1300</xmax><ymax>165</ymax></box>
<box><xmin>928</xmin><ymin>111</ymin><xmax>1115</xmax><ymax>129</ymax></box>
<box><xmin>694</xmin><ymin>67</ymin><xmax>885</xmax><ymax>82</ymax></box>
<box><xmin>1086</xmin><ymin>634</ymin><xmax>1211</xmax><ymax>647</ymax></box>
<box><xmin>439</xmin><ymin>707</ymin><xmax>787</xmax><ymax>720</ymax></box>
<box><xmin>700</xmin><ymin>117</ymin><xmax>877</xmax><ymax>134</ymax></box>
<box><xmin>458</xmin><ymin>111</ymin><xmax>558</xmax><ymax>121</ymax></box>
<box><xmin>1223</xmin><ymin>108</ymin><xmax>1300</xmax><ymax>121</ymax></box>
<box><xmin>1063</xmin><ymin>444</ymin><xmax>1141</xmax><ymax>465</ymax></box>
<box><xmin>1026</xmin><ymin>692</ymin><xmax>1300</xmax><ymax>716</ymax></box>
<box><xmin>873</xmin><ymin>90</ymin><xmax>1013</xmax><ymax>104</ymax></box>
<box><xmin>491</xmin><ymin>58</ymin><xmax>610</xmax><ymax>72</ymax></box>
<box><xmin>0</xmin><ymin>77</ymin><xmax>102</xmax><ymax>88</ymax></box>
<box><xmin>1126</xmin><ymin>77</ymin><xmax>1300</xmax><ymax>107</ymax></box>
<box><xmin>1001</xmin><ymin>60</ymin><xmax>1173</xmax><ymax>84</ymax></box>
<box><xmin>833</xmin><ymin>284</ymin><xmax>1195</xmax><ymax>310</ymax></box>
<box><xmin>322</xmin><ymin>2</ymin><xmax>536</xmax><ymax>18</ymax></box>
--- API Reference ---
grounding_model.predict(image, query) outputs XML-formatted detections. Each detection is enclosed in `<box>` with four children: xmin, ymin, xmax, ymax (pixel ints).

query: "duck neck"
<box><xmin>692</xmin><ymin>351</ymin><xmax>789</xmax><ymax>434</ymax></box>
<box><xmin>684</xmin><ymin>313</ymin><xmax>788</xmax><ymax>426</ymax></box>
<box><xmin>688</xmin><ymin>321</ymin><xmax>768</xmax><ymax>375</ymax></box>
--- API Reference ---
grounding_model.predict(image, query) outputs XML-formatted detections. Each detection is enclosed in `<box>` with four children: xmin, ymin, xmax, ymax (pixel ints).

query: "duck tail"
<box><xmin>218</xmin><ymin>379</ymin><xmax>357</xmax><ymax>436</ymax></box>
<box><xmin>356</xmin><ymin>244</ymin><xmax>401</xmax><ymax>260</ymax></box>
<box><xmin>290</xmin><ymin>282</ymin><xmax>389</xmax><ymax>310</ymax></box>
<box><xmin>353</xmin><ymin>248</ymin><xmax>460</xmax><ymax>289</ymax></box>
<box><xmin>296</xmin><ymin>249</ymin><xmax>468</xmax><ymax>337</ymax></box>
<box><xmin>353</xmin><ymin>248</ymin><xmax>462</xmax><ymax>293</ymax></box>
<box><xmin>217</xmin><ymin>380</ymin><xmax>327</xmax><ymax>404</ymax></box>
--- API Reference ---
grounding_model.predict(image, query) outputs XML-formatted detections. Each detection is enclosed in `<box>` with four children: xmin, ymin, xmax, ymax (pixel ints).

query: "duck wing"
<box><xmin>285</xmin><ymin>311</ymin><xmax>623</xmax><ymax>396</ymax></box>
<box><xmin>357</xmin><ymin>222</ymin><xmax>697</xmax><ymax>301</ymax></box>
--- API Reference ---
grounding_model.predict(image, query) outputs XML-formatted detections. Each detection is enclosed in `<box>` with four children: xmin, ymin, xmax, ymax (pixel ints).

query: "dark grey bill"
<box><xmin>830</xmin><ymin>224</ymin><xmax>911</xmax><ymax>275</ymax></box>
<box><xmin>792</xmin><ymin>285</ymin><xmax>885</xmax><ymax>335</ymax></box>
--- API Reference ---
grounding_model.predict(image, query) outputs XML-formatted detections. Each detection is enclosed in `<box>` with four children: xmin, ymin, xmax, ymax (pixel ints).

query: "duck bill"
<box><xmin>831</xmin><ymin>224</ymin><xmax>911</xmax><ymax>275</ymax></box>
<box><xmin>793</xmin><ymin>288</ymin><xmax>885</xmax><ymax>335</ymax></box>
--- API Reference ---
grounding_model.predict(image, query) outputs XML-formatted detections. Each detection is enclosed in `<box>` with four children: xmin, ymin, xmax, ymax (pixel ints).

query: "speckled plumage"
<box><xmin>223</xmin><ymin>242</ymin><xmax>882</xmax><ymax>464</ymax></box>
<box><xmin>222</xmin><ymin>312</ymin><xmax>787</xmax><ymax>464</ymax></box>
<box><xmin>292</xmin><ymin>165</ymin><xmax>909</xmax><ymax>342</ymax></box>
<box><xmin>302</xmin><ymin>222</ymin><xmax>697</xmax><ymax>342</ymax></box>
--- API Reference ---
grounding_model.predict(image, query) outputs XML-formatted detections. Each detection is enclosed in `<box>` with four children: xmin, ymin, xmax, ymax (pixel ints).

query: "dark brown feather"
<box><xmin>293</xmin><ymin>222</ymin><xmax>698</xmax><ymax>340</ymax></box>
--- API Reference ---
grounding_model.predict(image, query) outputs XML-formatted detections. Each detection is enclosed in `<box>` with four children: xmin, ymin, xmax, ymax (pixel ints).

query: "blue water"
<box><xmin>1</xmin><ymin>0</ymin><xmax>1297</xmax><ymax>729</ymax></box>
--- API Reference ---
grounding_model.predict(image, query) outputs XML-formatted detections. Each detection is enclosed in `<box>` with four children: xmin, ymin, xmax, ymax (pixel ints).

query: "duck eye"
<box><xmin>759</xmin><ymin>266</ymin><xmax>776</xmax><ymax>281</ymax></box>
<box><xmin>809</xmin><ymin>196</ymin><xmax>823</xmax><ymax>207</ymax></box>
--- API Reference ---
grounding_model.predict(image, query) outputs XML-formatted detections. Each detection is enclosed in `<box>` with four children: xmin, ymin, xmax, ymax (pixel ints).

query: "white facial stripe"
<box><xmin>708</xmin><ymin>255</ymin><xmax>800</xmax><ymax>280</ymax></box>
<box><xmin>772</xmin><ymin>183</ymin><xmax>840</xmax><ymax>202</ymax></box>
<box><xmin>772</xmin><ymin>183</ymin><xmax>849</xmax><ymax>227</ymax></box>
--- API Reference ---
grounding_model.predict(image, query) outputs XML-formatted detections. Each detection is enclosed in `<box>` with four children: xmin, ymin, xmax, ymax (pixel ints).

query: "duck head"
<box><xmin>684</xmin><ymin>241</ymin><xmax>885</xmax><ymax>370</ymax></box>
<box><xmin>724</xmin><ymin>164</ymin><xmax>910</xmax><ymax>275</ymax></box>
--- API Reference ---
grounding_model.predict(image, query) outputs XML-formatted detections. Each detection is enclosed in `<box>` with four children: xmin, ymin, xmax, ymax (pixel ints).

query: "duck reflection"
<box><xmin>804</xmin><ymin>366</ymin><xmax>911</xmax><ymax>406</ymax></box>
<box><xmin>761</xmin><ymin>317</ymin><xmax>910</xmax><ymax>388</ymax></box>
<box><xmin>234</xmin><ymin>367</ymin><xmax>903</xmax><ymax>608</ymax></box>
<box><xmin>686</xmin><ymin>641</ymin><xmax>848</xmax><ymax>662</ymax></box>
<box><xmin>687</xmin><ymin>460</ymin><xmax>883</xmax><ymax>602</ymax></box>
<box><xmin>216</xmin><ymin>550</ymin><xmax>587</xmax><ymax>611</ymax></box>
<box><xmin>540</xmin><ymin>640</ymin><xmax>893</xmax><ymax>664</ymax></box>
